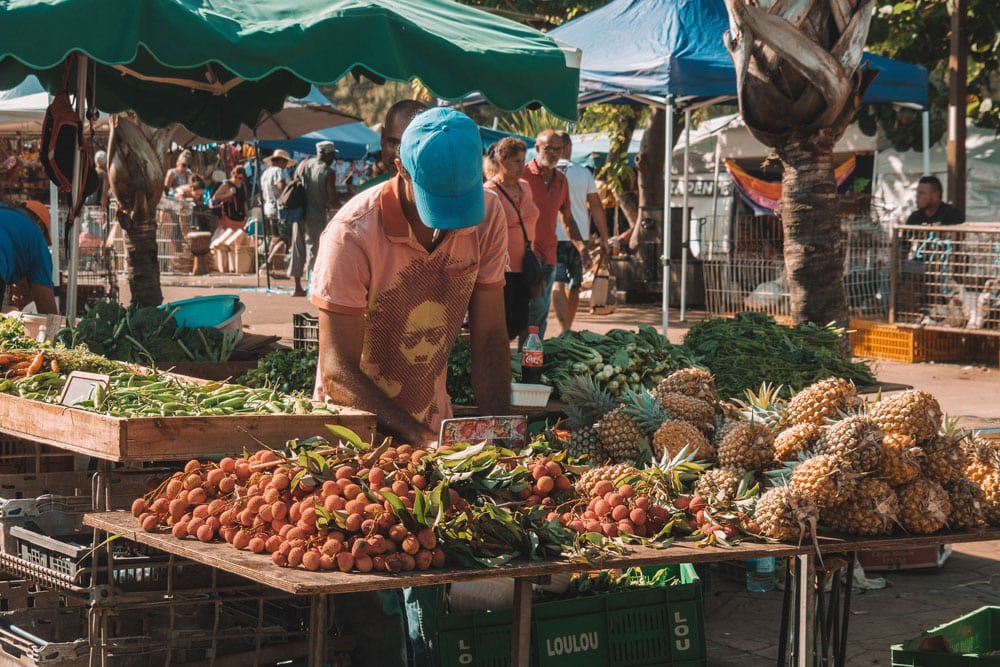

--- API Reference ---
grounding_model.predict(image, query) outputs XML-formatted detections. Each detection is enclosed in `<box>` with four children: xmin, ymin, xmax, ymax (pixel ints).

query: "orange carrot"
<box><xmin>50</xmin><ymin>358</ymin><xmax>59</xmax><ymax>373</ymax></box>
<box><xmin>25</xmin><ymin>352</ymin><xmax>44</xmax><ymax>376</ymax></box>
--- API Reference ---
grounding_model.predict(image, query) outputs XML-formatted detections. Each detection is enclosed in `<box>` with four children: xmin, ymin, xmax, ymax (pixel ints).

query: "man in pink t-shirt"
<box><xmin>310</xmin><ymin>107</ymin><xmax>511</xmax><ymax>448</ymax></box>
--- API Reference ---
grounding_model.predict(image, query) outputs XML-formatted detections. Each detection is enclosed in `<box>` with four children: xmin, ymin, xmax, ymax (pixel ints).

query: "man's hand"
<box><xmin>576</xmin><ymin>241</ymin><xmax>594</xmax><ymax>270</ymax></box>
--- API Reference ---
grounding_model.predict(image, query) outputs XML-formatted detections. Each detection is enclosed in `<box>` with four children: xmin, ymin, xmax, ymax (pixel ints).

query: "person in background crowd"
<box><xmin>260</xmin><ymin>149</ymin><xmax>297</xmax><ymax>273</ymax></box>
<box><xmin>311</xmin><ymin>107</ymin><xmax>510</xmax><ymax>667</ymax></box>
<box><xmin>0</xmin><ymin>201</ymin><xmax>57</xmax><ymax>314</ymax></box>
<box><xmin>174</xmin><ymin>175</ymin><xmax>206</xmax><ymax>203</ymax></box>
<box><xmin>288</xmin><ymin>141</ymin><xmax>338</xmax><ymax>296</ymax></box>
<box><xmin>522</xmin><ymin>129</ymin><xmax>590</xmax><ymax>339</ymax></box>
<box><xmin>552</xmin><ymin>130</ymin><xmax>610</xmax><ymax>336</ymax></box>
<box><xmin>210</xmin><ymin>165</ymin><xmax>249</xmax><ymax>231</ymax></box>
<box><xmin>357</xmin><ymin>99</ymin><xmax>428</xmax><ymax>192</ymax></box>
<box><xmin>484</xmin><ymin>137</ymin><xmax>540</xmax><ymax>340</ymax></box>
<box><xmin>906</xmin><ymin>175</ymin><xmax>964</xmax><ymax>225</ymax></box>
<box><xmin>84</xmin><ymin>150</ymin><xmax>110</xmax><ymax>214</ymax></box>
<box><xmin>163</xmin><ymin>149</ymin><xmax>194</xmax><ymax>192</ymax></box>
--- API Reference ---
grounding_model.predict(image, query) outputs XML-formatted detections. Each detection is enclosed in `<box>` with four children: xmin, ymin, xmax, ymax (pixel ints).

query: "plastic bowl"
<box><xmin>160</xmin><ymin>294</ymin><xmax>240</xmax><ymax>329</ymax></box>
<box><xmin>510</xmin><ymin>383</ymin><xmax>552</xmax><ymax>407</ymax></box>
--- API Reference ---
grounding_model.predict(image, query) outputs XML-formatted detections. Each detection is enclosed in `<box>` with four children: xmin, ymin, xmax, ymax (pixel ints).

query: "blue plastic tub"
<box><xmin>160</xmin><ymin>294</ymin><xmax>240</xmax><ymax>329</ymax></box>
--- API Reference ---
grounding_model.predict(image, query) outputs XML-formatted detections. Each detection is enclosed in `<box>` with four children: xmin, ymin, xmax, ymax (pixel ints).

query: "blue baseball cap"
<box><xmin>400</xmin><ymin>108</ymin><xmax>484</xmax><ymax>230</ymax></box>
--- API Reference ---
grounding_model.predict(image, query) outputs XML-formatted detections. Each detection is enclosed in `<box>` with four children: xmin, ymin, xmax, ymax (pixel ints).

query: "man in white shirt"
<box><xmin>553</xmin><ymin>131</ymin><xmax>610</xmax><ymax>335</ymax></box>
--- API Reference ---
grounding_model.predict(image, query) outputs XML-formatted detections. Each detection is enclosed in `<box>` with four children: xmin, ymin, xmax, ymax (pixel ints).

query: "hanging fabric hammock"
<box><xmin>725</xmin><ymin>157</ymin><xmax>856</xmax><ymax>215</ymax></box>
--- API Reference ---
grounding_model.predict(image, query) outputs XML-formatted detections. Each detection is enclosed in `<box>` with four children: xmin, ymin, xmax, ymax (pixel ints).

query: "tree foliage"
<box><xmin>862</xmin><ymin>0</ymin><xmax>1000</xmax><ymax>150</ymax></box>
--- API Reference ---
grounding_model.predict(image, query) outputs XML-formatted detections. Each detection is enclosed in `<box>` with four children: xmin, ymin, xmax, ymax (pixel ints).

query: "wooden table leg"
<box><xmin>308</xmin><ymin>594</ymin><xmax>328</xmax><ymax>666</ymax></box>
<box><xmin>511</xmin><ymin>577</ymin><xmax>533</xmax><ymax>667</ymax></box>
<box><xmin>797</xmin><ymin>554</ymin><xmax>814</xmax><ymax>667</ymax></box>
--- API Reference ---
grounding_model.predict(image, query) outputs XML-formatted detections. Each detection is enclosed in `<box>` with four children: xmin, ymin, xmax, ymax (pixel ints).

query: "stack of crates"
<box><xmin>436</xmin><ymin>563</ymin><xmax>705</xmax><ymax>667</ymax></box>
<box><xmin>292</xmin><ymin>313</ymin><xmax>319</xmax><ymax>350</ymax></box>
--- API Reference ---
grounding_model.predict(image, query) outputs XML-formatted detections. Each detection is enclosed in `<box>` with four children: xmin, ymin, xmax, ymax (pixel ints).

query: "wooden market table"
<box><xmin>84</xmin><ymin>511</ymin><xmax>1000</xmax><ymax>667</ymax></box>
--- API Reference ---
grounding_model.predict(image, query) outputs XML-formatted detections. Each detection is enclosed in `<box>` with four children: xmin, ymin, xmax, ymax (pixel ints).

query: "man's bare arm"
<box><xmin>467</xmin><ymin>286</ymin><xmax>511</xmax><ymax>415</ymax></box>
<box><xmin>587</xmin><ymin>192</ymin><xmax>611</xmax><ymax>258</ymax></box>
<box><xmin>559</xmin><ymin>206</ymin><xmax>592</xmax><ymax>270</ymax></box>
<box><xmin>317</xmin><ymin>310</ymin><xmax>436</xmax><ymax>447</ymax></box>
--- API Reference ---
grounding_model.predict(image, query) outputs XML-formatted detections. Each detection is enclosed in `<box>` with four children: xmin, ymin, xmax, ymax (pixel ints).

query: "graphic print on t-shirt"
<box><xmin>363</xmin><ymin>250</ymin><xmax>477</xmax><ymax>427</ymax></box>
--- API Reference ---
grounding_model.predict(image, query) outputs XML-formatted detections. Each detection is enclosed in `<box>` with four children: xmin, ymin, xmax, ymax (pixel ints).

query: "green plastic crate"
<box><xmin>438</xmin><ymin>563</ymin><xmax>705</xmax><ymax>667</ymax></box>
<box><xmin>892</xmin><ymin>606</ymin><xmax>1000</xmax><ymax>666</ymax></box>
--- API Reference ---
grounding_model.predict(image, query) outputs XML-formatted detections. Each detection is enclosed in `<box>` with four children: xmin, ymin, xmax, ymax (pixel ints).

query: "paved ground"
<box><xmin>136</xmin><ymin>270</ymin><xmax>1000</xmax><ymax>664</ymax></box>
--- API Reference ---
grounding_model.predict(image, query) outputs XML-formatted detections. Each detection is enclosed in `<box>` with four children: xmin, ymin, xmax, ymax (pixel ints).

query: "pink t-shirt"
<box><xmin>484</xmin><ymin>179</ymin><xmax>539</xmax><ymax>273</ymax></box>
<box><xmin>310</xmin><ymin>176</ymin><xmax>507</xmax><ymax>431</ymax></box>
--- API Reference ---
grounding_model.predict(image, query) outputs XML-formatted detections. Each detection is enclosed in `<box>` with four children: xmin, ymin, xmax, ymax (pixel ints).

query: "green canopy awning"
<box><xmin>0</xmin><ymin>0</ymin><xmax>580</xmax><ymax>138</ymax></box>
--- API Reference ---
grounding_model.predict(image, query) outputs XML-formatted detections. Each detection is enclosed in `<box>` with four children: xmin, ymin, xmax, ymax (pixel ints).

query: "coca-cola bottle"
<box><xmin>521</xmin><ymin>326</ymin><xmax>544</xmax><ymax>384</ymax></box>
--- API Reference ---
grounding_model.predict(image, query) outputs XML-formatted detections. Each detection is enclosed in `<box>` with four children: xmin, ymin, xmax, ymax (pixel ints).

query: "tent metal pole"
<box><xmin>662</xmin><ymin>98</ymin><xmax>674</xmax><ymax>337</ymax></box>
<box><xmin>66</xmin><ymin>55</ymin><xmax>88</xmax><ymax>322</ymax></box>
<box><xmin>680</xmin><ymin>108</ymin><xmax>691</xmax><ymax>321</ymax></box>
<box><xmin>709</xmin><ymin>129</ymin><xmax>722</xmax><ymax>257</ymax></box>
<box><xmin>922</xmin><ymin>110</ymin><xmax>930</xmax><ymax>176</ymax></box>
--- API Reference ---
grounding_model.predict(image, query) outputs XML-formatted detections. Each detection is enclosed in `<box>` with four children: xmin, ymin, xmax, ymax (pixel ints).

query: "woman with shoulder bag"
<box><xmin>210</xmin><ymin>165</ymin><xmax>249</xmax><ymax>231</ymax></box>
<box><xmin>484</xmin><ymin>137</ymin><xmax>541</xmax><ymax>340</ymax></box>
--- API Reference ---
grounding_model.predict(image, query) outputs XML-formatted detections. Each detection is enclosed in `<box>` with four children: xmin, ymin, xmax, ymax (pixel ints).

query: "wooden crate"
<box><xmin>0</xmin><ymin>393</ymin><xmax>375</xmax><ymax>463</ymax></box>
<box><xmin>0</xmin><ymin>437</ymin><xmax>75</xmax><ymax>475</ymax></box>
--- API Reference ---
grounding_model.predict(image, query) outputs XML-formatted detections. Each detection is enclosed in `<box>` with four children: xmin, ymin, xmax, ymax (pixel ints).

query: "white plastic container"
<box><xmin>510</xmin><ymin>382</ymin><xmax>551</xmax><ymax>407</ymax></box>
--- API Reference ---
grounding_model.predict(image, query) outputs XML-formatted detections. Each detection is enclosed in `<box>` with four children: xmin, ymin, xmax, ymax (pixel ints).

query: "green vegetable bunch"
<box><xmin>0</xmin><ymin>316</ymin><xmax>38</xmax><ymax>349</ymax></box>
<box><xmin>238</xmin><ymin>348</ymin><xmax>318</xmax><ymax>395</ymax></box>
<box><xmin>684</xmin><ymin>311</ymin><xmax>876</xmax><ymax>400</ymax></box>
<box><xmin>543</xmin><ymin>325</ymin><xmax>698</xmax><ymax>398</ymax></box>
<box><xmin>55</xmin><ymin>302</ymin><xmax>238</xmax><ymax>364</ymax></box>
<box><xmin>445</xmin><ymin>336</ymin><xmax>476</xmax><ymax>406</ymax></box>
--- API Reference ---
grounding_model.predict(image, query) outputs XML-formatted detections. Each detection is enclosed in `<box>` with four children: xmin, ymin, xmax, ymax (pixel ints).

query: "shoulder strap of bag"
<box><xmin>493</xmin><ymin>182</ymin><xmax>530</xmax><ymax>246</ymax></box>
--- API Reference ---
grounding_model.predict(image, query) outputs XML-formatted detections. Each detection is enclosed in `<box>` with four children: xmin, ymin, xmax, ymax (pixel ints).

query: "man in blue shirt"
<box><xmin>0</xmin><ymin>201</ymin><xmax>57</xmax><ymax>314</ymax></box>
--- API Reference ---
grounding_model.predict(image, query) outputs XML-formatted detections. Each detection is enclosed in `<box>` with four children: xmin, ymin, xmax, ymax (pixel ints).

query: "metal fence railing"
<box><xmin>703</xmin><ymin>214</ymin><xmax>892</xmax><ymax>321</ymax></box>
<box><xmin>892</xmin><ymin>223</ymin><xmax>1000</xmax><ymax>331</ymax></box>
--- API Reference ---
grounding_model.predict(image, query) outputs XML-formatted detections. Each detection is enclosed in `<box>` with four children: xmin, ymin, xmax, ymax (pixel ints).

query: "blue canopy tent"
<box><xmin>548</xmin><ymin>0</ymin><xmax>930</xmax><ymax>330</ymax></box>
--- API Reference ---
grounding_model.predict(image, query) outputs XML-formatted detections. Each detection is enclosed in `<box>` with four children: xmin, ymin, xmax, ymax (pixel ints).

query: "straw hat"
<box><xmin>20</xmin><ymin>200</ymin><xmax>51</xmax><ymax>245</ymax></box>
<box><xmin>264</xmin><ymin>149</ymin><xmax>297</xmax><ymax>167</ymax></box>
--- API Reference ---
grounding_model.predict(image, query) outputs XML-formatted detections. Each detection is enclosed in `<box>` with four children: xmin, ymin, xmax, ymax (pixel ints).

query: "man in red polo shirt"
<box><xmin>523</xmin><ymin>129</ymin><xmax>590</xmax><ymax>338</ymax></box>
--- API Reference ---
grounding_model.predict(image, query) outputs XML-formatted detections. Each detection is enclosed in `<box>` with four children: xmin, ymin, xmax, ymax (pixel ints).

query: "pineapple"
<box><xmin>694</xmin><ymin>467</ymin><xmax>748</xmax><ymax>504</ymax></box>
<box><xmin>559</xmin><ymin>375</ymin><xmax>617</xmax><ymax>463</ymax></box>
<box><xmin>595</xmin><ymin>407</ymin><xmax>644</xmax><ymax>464</ymax></box>
<box><xmin>962</xmin><ymin>433</ymin><xmax>1000</xmax><ymax>485</ymax></box>
<box><xmin>656</xmin><ymin>367</ymin><xmax>716</xmax><ymax>403</ymax></box>
<box><xmin>920</xmin><ymin>434</ymin><xmax>966</xmax><ymax>485</ymax></box>
<box><xmin>773</xmin><ymin>423</ymin><xmax>823</xmax><ymax>463</ymax></box>
<box><xmin>896</xmin><ymin>477</ymin><xmax>951</xmax><ymax>534</ymax></box>
<box><xmin>978</xmin><ymin>471</ymin><xmax>1000</xmax><ymax>525</ymax></box>
<box><xmin>752</xmin><ymin>485</ymin><xmax>818</xmax><ymax>542</ymax></box>
<box><xmin>575</xmin><ymin>463</ymin><xmax>639</xmax><ymax>497</ymax></box>
<box><xmin>785</xmin><ymin>377</ymin><xmax>859</xmax><ymax>426</ymax></box>
<box><xmin>716</xmin><ymin>422</ymin><xmax>775</xmax><ymax>472</ymax></box>
<box><xmin>788</xmin><ymin>454</ymin><xmax>857</xmax><ymax>510</ymax></box>
<box><xmin>878</xmin><ymin>433</ymin><xmax>924</xmax><ymax>487</ymax></box>
<box><xmin>821</xmin><ymin>478</ymin><xmax>898</xmax><ymax>536</ymax></box>
<box><xmin>652</xmin><ymin>419</ymin><xmax>714</xmax><ymax>462</ymax></box>
<box><xmin>943</xmin><ymin>478</ymin><xmax>985</xmax><ymax>530</ymax></box>
<box><xmin>656</xmin><ymin>391</ymin><xmax>716</xmax><ymax>431</ymax></box>
<box><xmin>816</xmin><ymin>415</ymin><xmax>883</xmax><ymax>474</ymax></box>
<box><xmin>594</xmin><ymin>389</ymin><xmax>665</xmax><ymax>464</ymax></box>
<box><xmin>867</xmin><ymin>390</ymin><xmax>942</xmax><ymax>441</ymax></box>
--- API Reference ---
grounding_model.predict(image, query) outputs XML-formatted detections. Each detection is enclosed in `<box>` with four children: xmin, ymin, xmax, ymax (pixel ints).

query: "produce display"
<box><xmin>0</xmin><ymin>346</ymin><xmax>334</xmax><ymax>417</ymax></box>
<box><xmin>54</xmin><ymin>301</ymin><xmax>239</xmax><ymax>363</ymax></box>
<box><xmin>683</xmin><ymin>311</ymin><xmax>876</xmax><ymax>400</ymax></box>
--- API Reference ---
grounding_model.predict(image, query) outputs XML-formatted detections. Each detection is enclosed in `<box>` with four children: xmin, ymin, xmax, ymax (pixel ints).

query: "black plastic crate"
<box><xmin>292</xmin><ymin>312</ymin><xmax>318</xmax><ymax>350</ymax></box>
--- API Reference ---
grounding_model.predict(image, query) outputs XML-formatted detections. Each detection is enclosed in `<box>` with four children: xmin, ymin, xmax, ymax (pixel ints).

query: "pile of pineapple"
<box><xmin>556</xmin><ymin>369</ymin><xmax>1000</xmax><ymax>543</ymax></box>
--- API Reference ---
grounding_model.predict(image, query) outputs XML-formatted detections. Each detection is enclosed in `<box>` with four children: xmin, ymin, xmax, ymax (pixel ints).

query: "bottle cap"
<box><xmin>528</xmin><ymin>326</ymin><xmax>539</xmax><ymax>334</ymax></box>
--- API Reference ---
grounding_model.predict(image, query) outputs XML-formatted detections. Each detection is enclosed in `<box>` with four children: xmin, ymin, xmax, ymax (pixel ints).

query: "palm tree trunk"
<box><xmin>122</xmin><ymin>215</ymin><xmax>163</xmax><ymax>307</ymax></box>
<box><xmin>777</xmin><ymin>139</ymin><xmax>847</xmax><ymax>328</ymax></box>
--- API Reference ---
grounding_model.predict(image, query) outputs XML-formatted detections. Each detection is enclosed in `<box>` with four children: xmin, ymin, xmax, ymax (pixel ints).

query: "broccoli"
<box><xmin>127</xmin><ymin>306</ymin><xmax>178</xmax><ymax>340</ymax></box>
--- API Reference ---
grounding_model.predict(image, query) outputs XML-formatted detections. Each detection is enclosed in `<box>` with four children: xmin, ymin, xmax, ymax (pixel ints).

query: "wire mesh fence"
<box><xmin>892</xmin><ymin>223</ymin><xmax>1000</xmax><ymax>331</ymax></box>
<box><xmin>703</xmin><ymin>214</ymin><xmax>892</xmax><ymax>321</ymax></box>
<box><xmin>109</xmin><ymin>197</ymin><xmax>196</xmax><ymax>276</ymax></box>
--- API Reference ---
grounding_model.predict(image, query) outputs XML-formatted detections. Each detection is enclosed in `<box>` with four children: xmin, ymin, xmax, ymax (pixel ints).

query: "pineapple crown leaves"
<box><xmin>558</xmin><ymin>374</ymin><xmax>617</xmax><ymax>426</ymax></box>
<box><xmin>621</xmin><ymin>387</ymin><xmax>668</xmax><ymax>435</ymax></box>
<box><xmin>734</xmin><ymin>382</ymin><xmax>786</xmax><ymax>426</ymax></box>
